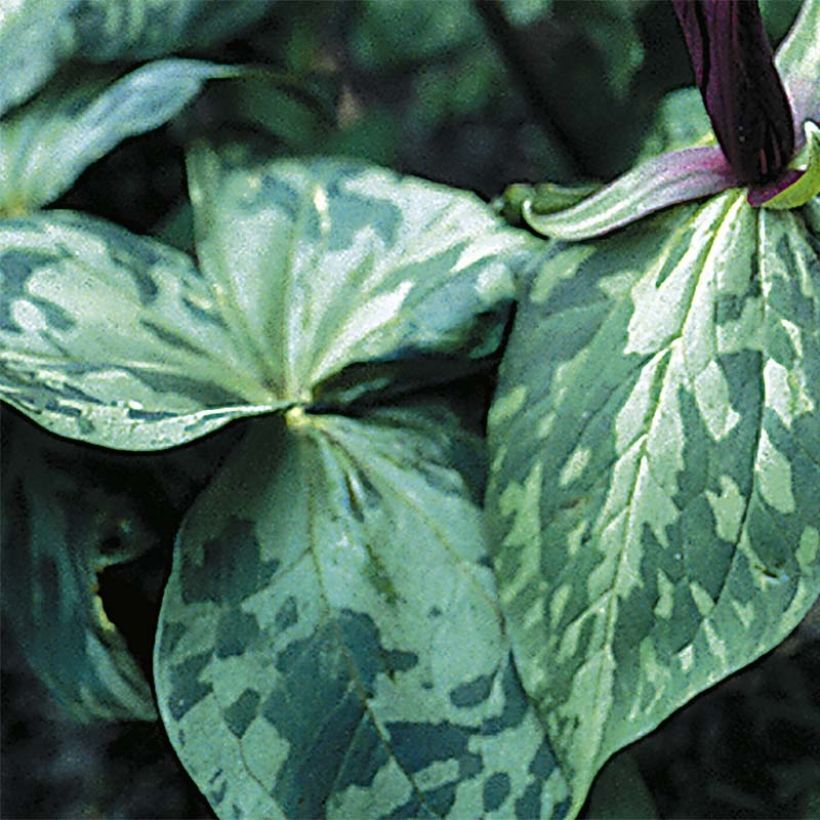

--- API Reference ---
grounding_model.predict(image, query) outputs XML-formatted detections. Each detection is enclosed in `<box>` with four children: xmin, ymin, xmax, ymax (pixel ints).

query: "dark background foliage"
<box><xmin>2</xmin><ymin>1</ymin><xmax>817</xmax><ymax>817</ymax></box>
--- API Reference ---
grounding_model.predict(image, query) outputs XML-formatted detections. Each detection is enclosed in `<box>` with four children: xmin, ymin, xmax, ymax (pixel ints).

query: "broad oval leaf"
<box><xmin>187</xmin><ymin>142</ymin><xmax>527</xmax><ymax>406</ymax></box>
<box><xmin>0</xmin><ymin>60</ymin><xmax>239</xmax><ymax>215</ymax></box>
<box><xmin>155</xmin><ymin>400</ymin><xmax>570</xmax><ymax>818</ymax></box>
<box><xmin>0</xmin><ymin>211</ymin><xmax>283</xmax><ymax>450</ymax></box>
<box><xmin>0</xmin><ymin>412</ymin><xmax>156</xmax><ymax>721</ymax></box>
<box><xmin>487</xmin><ymin>192</ymin><xmax>820</xmax><ymax>814</ymax></box>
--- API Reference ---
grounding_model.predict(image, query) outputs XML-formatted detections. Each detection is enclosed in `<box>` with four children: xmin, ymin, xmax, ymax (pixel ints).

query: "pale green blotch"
<box><xmin>764</xmin><ymin>359</ymin><xmax>797</xmax><ymax>428</ymax></box>
<box><xmin>311</xmin><ymin>280</ymin><xmax>414</xmax><ymax>379</ymax></box>
<box><xmin>559</xmin><ymin>446</ymin><xmax>591</xmax><ymax>488</ymax></box>
<box><xmin>705</xmin><ymin>474</ymin><xmax>746</xmax><ymax>542</ymax></box>
<box><xmin>241</xmin><ymin>717</ymin><xmax>291</xmax><ymax>787</ymax></box>
<box><xmin>693</xmin><ymin>360</ymin><xmax>740</xmax><ymax>440</ymax></box>
<box><xmin>550</xmin><ymin>582</ymin><xmax>573</xmax><ymax>626</ymax></box>
<box><xmin>654</xmin><ymin>571</ymin><xmax>675</xmax><ymax>619</ymax></box>
<box><xmin>731</xmin><ymin>598</ymin><xmax>756</xmax><ymax>629</ymax></box>
<box><xmin>537</xmin><ymin>410</ymin><xmax>557</xmax><ymax>440</ymax></box>
<box><xmin>597</xmin><ymin>270</ymin><xmax>635</xmax><ymax>301</ymax></box>
<box><xmin>521</xmin><ymin>593</ymin><xmax>548</xmax><ymax>632</ymax></box>
<box><xmin>332</xmin><ymin>759</ymin><xmax>414</xmax><ymax>818</ymax></box>
<box><xmin>566</xmin><ymin>519</ymin><xmax>588</xmax><ymax>557</ymax></box>
<box><xmin>488</xmin><ymin>385</ymin><xmax>527</xmax><ymax>428</ymax></box>
<box><xmin>780</xmin><ymin>318</ymin><xmax>804</xmax><ymax>358</ymax></box>
<box><xmin>614</xmin><ymin>350</ymin><xmax>667</xmax><ymax>453</ymax></box>
<box><xmin>11</xmin><ymin>299</ymin><xmax>48</xmax><ymax>333</ymax></box>
<box><xmin>716</xmin><ymin>296</ymin><xmax>763</xmax><ymax>354</ymax></box>
<box><xmin>797</xmin><ymin>527</ymin><xmax>819</xmax><ymax>567</ymax></box>
<box><xmin>702</xmin><ymin>620</ymin><xmax>729</xmax><ymax>672</ymax></box>
<box><xmin>557</xmin><ymin>649</ymin><xmax>614</xmax><ymax>790</ymax></box>
<box><xmin>498</xmin><ymin>462</ymin><xmax>543</xmax><ymax>607</ymax></box>
<box><xmin>415</xmin><ymin>759</ymin><xmax>460</xmax><ymax>792</ymax></box>
<box><xmin>530</xmin><ymin>244</ymin><xmax>595</xmax><ymax>305</ymax></box>
<box><xmin>689</xmin><ymin>581</ymin><xmax>715</xmax><ymax>617</ymax></box>
<box><xmin>677</xmin><ymin>643</ymin><xmax>694</xmax><ymax>673</ymax></box>
<box><xmin>757</xmin><ymin>429</ymin><xmax>797</xmax><ymax>514</ymax></box>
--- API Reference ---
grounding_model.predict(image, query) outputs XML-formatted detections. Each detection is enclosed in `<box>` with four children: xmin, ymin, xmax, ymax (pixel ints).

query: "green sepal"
<box><xmin>762</xmin><ymin>122</ymin><xmax>820</xmax><ymax>210</ymax></box>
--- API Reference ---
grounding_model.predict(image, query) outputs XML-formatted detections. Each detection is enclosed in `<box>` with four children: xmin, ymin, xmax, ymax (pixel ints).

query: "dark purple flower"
<box><xmin>519</xmin><ymin>0</ymin><xmax>818</xmax><ymax>239</ymax></box>
<box><xmin>673</xmin><ymin>0</ymin><xmax>795</xmax><ymax>185</ymax></box>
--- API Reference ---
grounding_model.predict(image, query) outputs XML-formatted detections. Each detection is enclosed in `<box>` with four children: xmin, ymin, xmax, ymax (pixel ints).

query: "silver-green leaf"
<box><xmin>0</xmin><ymin>60</ymin><xmax>239</xmax><ymax>215</ymax></box>
<box><xmin>187</xmin><ymin>143</ymin><xmax>527</xmax><ymax>406</ymax></box>
<box><xmin>0</xmin><ymin>211</ymin><xmax>283</xmax><ymax>450</ymax></box>
<box><xmin>0</xmin><ymin>413</ymin><xmax>156</xmax><ymax>721</ymax></box>
<box><xmin>70</xmin><ymin>0</ymin><xmax>277</xmax><ymax>62</ymax></box>
<box><xmin>487</xmin><ymin>192</ymin><xmax>820</xmax><ymax>815</ymax></box>
<box><xmin>155</xmin><ymin>400</ymin><xmax>569</xmax><ymax>818</ymax></box>
<box><xmin>0</xmin><ymin>0</ymin><xmax>77</xmax><ymax>116</ymax></box>
<box><xmin>0</xmin><ymin>0</ymin><xmax>275</xmax><ymax>115</ymax></box>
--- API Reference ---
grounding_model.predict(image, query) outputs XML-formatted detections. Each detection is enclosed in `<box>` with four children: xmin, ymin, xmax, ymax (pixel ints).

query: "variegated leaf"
<box><xmin>70</xmin><ymin>0</ymin><xmax>277</xmax><ymax>62</ymax></box>
<box><xmin>0</xmin><ymin>405</ymin><xmax>242</xmax><ymax>722</ymax></box>
<box><xmin>487</xmin><ymin>192</ymin><xmax>820</xmax><ymax>814</ymax></box>
<box><xmin>1</xmin><ymin>412</ymin><xmax>156</xmax><ymax>721</ymax></box>
<box><xmin>0</xmin><ymin>155</ymin><xmax>528</xmax><ymax>449</ymax></box>
<box><xmin>0</xmin><ymin>211</ymin><xmax>283</xmax><ymax>450</ymax></box>
<box><xmin>0</xmin><ymin>0</ymin><xmax>77</xmax><ymax>116</ymax></box>
<box><xmin>187</xmin><ymin>143</ymin><xmax>527</xmax><ymax>406</ymax></box>
<box><xmin>155</xmin><ymin>400</ymin><xmax>569</xmax><ymax>819</ymax></box>
<box><xmin>0</xmin><ymin>60</ymin><xmax>239</xmax><ymax>215</ymax></box>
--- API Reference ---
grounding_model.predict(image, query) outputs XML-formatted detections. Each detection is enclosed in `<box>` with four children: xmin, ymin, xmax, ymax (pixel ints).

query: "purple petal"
<box><xmin>673</xmin><ymin>0</ymin><xmax>795</xmax><ymax>184</ymax></box>
<box><xmin>747</xmin><ymin>168</ymin><xmax>805</xmax><ymax>206</ymax></box>
<box><xmin>523</xmin><ymin>146</ymin><xmax>737</xmax><ymax>240</ymax></box>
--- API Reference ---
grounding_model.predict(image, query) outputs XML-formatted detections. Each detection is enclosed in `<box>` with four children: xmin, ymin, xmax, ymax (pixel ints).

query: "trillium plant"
<box><xmin>1</xmin><ymin>0</ymin><xmax>817</xmax><ymax>818</ymax></box>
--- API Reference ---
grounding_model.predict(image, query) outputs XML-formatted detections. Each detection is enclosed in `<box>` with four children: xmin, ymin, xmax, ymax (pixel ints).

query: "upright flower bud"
<box><xmin>673</xmin><ymin>0</ymin><xmax>795</xmax><ymax>184</ymax></box>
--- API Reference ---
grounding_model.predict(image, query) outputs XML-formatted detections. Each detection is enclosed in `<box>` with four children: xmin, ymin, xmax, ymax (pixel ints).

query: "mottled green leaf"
<box><xmin>0</xmin><ymin>0</ymin><xmax>78</xmax><ymax>116</ymax></box>
<box><xmin>0</xmin><ymin>413</ymin><xmax>156</xmax><ymax>721</ymax></box>
<box><xmin>0</xmin><ymin>211</ymin><xmax>283</xmax><ymax>450</ymax></box>
<box><xmin>487</xmin><ymin>192</ymin><xmax>820</xmax><ymax>814</ymax></box>
<box><xmin>1</xmin><ymin>154</ymin><xmax>527</xmax><ymax>449</ymax></box>
<box><xmin>0</xmin><ymin>0</ymin><xmax>274</xmax><ymax>117</ymax></box>
<box><xmin>70</xmin><ymin>0</ymin><xmax>277</xmax><ymax>62</ymax></box>
<box><xmin>0</xmin><ymin>60</ymin><xmax>239</xmax><ymax>215</ymax></box>
<box><xmin>187</xmin><ymin>143</ymin><xmax>527</xmax><ymax>406</ymax></box>
<box><xmin>156</xmin><ymin>400</ymin><xmax>569</xmax><ymax>818</ymax></box>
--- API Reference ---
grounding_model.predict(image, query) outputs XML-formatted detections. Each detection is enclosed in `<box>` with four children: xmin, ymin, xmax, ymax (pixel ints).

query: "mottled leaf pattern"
<box><xmin>0</xmin><ymin>413</ymin><xmax>156</xmax><ymax>721</ymax></box>
<box><xmin>0</xmin><ymin>60</ymin><xmax>239</xmax><ymax>214</ymax></box>
<box><xmin>70</xmin><ymin>0</ymin><xmax>277</xmax><ymax>62</ymax></box>
<box><xmin>0</xmin><ymin>0</ymin><xmax>275</xmax><ymax>116</ymax></box>
<box><xmin>156</xmin><ymin>401</ymin><xmax>569</xmax><ymax>819</ymax></box>
<box><xmin>0</xmin><ymin>211</ymin><xmax>283</xmax><ymax>450</ymax></box>
<box><xmin>487</xmin><ymin>192</ymin><xmax>820</xmax><ymax>813</ymax></box>
<box><xmin>187</xmin><ymin>143</ymin><xmax>526</xmax><ymax>406</ymax></box>
<box><xmin>0</xmin><ymin>0</ymin><xmax>77</xmax><ymax>116</ymax></box>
